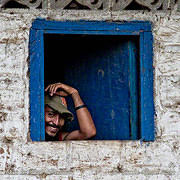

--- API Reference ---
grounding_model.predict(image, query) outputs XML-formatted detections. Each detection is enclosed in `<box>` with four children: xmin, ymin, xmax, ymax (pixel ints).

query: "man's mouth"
<box><xmin>45</xmin><ymin>123</ymin><xmax>61</xmax><ymax>136</ymax></box>
<box><xmin>49</xmin><ymin>126</ymin><xmax>59</xmax><ymax>133</ymax></box>
<box><xmin>46</xmin><ymin>123</ymin><xmax>60</xmax><ymax>129</ymax></box>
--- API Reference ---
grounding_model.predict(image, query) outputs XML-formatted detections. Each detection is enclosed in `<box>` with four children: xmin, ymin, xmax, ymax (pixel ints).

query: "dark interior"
<box><xmin>44</xmin><ymin>34</ymin><xmax>140</xmax><ymax>140</ymax></box>
<box><xmin>44</xmin><ymin>34</ymin><xmax>139</xmax><ymax>86</ymax></box>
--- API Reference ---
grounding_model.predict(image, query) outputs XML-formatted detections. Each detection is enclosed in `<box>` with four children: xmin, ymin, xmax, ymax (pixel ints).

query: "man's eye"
<box><xmin>48</xmin><ymin>113</ymin><xmax>55</xmax><ymax>117</ymax></box>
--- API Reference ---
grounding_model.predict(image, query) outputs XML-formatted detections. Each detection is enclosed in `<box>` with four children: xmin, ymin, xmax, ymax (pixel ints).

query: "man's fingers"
<box><xmin>49</xmin><ymin>84</ymin><xmax>55</xmax><ymax>96</ymax></box>
<box><xmin>50</xmin><ymin>84</ymin><xmax>55</xmax><ymax>94</ymax></box>
<box><xmin>48</xmin><ymin>85</ymin><xmax>52</xmax><ymax>93</ymax></box>
<box><xmin>52</xmin><ymin>84</ymin><xmax>61</xmax><ymax>94</ymax></box>
<box><xmin>53</xmin><ymin>85</ymin><xmax>61</xmax><ymax>94</ymax></box>
<box><xmin>45</xmin><ymin>84</ymin><xmax>57</xmax><ymax>96</ymax></box>
<box><xmin>45</xmin><ymin>85</ymin><xmax>50</xmax><ymax>91</ymax></box>
<box><xmin>48</xmin><ymin>84</ymin><xmax>62</xmax><ymax>96</ymax></box>
<box><xmin>45</xmin><ymin>83</ymin><xmax>74</xmax><ymax>96</ymax></box>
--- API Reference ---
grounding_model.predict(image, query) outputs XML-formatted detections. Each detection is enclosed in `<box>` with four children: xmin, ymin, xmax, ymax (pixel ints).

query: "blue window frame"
<box><xmin>29</xmin><ymin>18</ymin><xmax>154</xmax><ymax>141</ymax></box>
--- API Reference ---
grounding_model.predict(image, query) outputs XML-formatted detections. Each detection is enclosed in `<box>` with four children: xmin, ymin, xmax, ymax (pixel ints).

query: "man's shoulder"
<box><xmin>60</xmin><ymin>132</ymin><xmax>70</xmax><ymax>141</ymax></box>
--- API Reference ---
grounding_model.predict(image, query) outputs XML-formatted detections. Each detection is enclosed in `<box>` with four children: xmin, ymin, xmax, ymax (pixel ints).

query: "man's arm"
<box><xmin>45</xmin><ymin>83</ymin><xmax>96</xmax><ymax>140</ymax></box>
<box><xmin>63</xmin><ymin>91</ymin><xmax>96</xmax><ymax>140</ymax></box>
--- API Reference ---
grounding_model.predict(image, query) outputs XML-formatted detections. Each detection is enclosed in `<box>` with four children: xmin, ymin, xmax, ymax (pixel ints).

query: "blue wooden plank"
<box><xmin>140</xmin><ymin>32</ymin><xmax>155</xmax><ymax>141</ymax></box>
<box><xmin>32</xmin><ymin>18</ymin><xmax>152</xmax><ymax>32</ymax></box>
<box><xmin>44</xmin><ymin>30</ymin><xmax>139</xmax><ymax>36</ymax></box>
<box><xmin>128</xmin><ymin>41</ymin><xmax>138</xmax><ymax>140</ymax></box>
<box><xmin>29</xmin><ymin>29</ymin><xmax>41</xmax><ymax>141</ymax></box>
<box><xmin>111</xmin><ymin>42</ymin><xmax>131</xmax><ymax>140</ymax></box>
<box><xmin>29</xmin><ymin>29</ymin><xmax>45</xmax><ymax>141</ymax></box>
<box><xmin>40</xmin><ymin>31</ymin><xmax>45</xmax><ymax>141</ymax></box>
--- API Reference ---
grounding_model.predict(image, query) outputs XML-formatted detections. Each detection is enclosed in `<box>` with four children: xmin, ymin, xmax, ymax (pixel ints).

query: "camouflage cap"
<box><xmin>45</xmin><ymin>94</ymin><xmax>74</xmax><ymax>121</ymax></box>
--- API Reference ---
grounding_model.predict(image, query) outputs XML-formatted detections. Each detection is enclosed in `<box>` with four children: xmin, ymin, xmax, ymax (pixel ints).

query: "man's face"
<box><xmin>45</xmin><ymin>105</ymin><xmax>65</xmax><ymax>137</ymax></box>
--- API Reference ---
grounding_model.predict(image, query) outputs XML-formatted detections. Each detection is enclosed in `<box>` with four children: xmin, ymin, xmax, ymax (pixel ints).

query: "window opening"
<box><xmin>44</xmin><ymin>34</ymin><xmax>140</xmax><ymax>140</ymax></box>
<box><xmin>29</xmin><ymin>19</ymin><xmax>154</xmax><ymax>142</ymax></box>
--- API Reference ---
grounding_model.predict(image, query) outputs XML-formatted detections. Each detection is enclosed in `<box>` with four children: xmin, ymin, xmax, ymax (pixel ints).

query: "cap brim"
<box><xmin>48</xmin><ymin>102</ymin><xmax>74</xmax><ymax>121</ymax></box>
<box><xmin>45</xmin><ymin>95</ymin><xmax>74</xmax><ymax>121</ymax></box>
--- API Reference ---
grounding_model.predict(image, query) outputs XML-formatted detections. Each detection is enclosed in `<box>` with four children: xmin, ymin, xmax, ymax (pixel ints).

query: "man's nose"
<box><xmin>53</xmin><ymin>115</ymin><xmax>59</xmax><ymax>126</ymax></box>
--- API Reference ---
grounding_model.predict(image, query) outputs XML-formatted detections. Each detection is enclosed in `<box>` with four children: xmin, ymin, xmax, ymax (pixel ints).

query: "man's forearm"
<box><xmin>71</xmin><ymin>91</ymin><xmax>84</xmax><ymax>107</ymax></box>
<box><xmin>71</xmin><ymin>92</ymin><xmax>96</xmax><ymax>138</ymax></box>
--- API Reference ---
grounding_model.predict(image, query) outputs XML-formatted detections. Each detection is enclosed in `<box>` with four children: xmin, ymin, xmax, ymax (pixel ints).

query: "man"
<box><xmin>45</xmin><ymin>82</ymin><xmax>96</xmax><ymax>141</ymax></box>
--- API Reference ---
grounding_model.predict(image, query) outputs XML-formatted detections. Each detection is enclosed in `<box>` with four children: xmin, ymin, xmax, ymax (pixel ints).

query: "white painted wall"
<box><xmin>0</xmin><ymin>9</ymin><xmax>179</xmax><ymax>180</ymax></box>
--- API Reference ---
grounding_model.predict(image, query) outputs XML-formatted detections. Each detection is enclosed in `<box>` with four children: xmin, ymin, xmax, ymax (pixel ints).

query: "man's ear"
<box><xmin>59</xmin><ymin>119</ymin><xmax>65</xmax><ymax>126</ymax></box>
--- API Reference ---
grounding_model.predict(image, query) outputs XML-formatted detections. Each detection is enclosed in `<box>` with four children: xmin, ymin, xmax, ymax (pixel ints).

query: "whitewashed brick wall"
<box><xmin>0</xmin><ymin>9</ymin><xmax>179</xmax><ymax>180</ymax></box>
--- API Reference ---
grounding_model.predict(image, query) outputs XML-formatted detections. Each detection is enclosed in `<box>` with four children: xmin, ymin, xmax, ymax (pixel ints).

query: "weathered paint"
<box><xmin>30</xmin><ymin>19</ymin><xmax>154</xmax><ymax>141</ymax></box>
<box><xmin>32</xmin><ymin>18</ymin><xmax>152</xmax><ymax>32</ymax></box>
<box><xmin>29</xmin><ymin>29</ymin><xmax>45</xmax><ymax>141</ymax></box>
<box><xmin>128</xmin><ymin>41</ymin><xmax>139</xmax><ymax>140</ymax></box>
<box><xmin>140</xmin><ymin>31</ymin><xmax>154</xmax><ymax>141</ymax></box>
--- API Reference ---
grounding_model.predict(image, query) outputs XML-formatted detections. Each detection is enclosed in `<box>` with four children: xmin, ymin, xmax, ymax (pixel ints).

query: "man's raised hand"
<box><xmin>45</xmin><ymin>83</ymin><xmax>78</xmax><ymax>97</ymax></box>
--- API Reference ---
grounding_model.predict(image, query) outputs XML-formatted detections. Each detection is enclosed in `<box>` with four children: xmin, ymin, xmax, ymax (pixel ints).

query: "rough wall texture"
<box><xmin>0</xmin><ymin>9</ymin><xmax>180</xmax><ymax>180</ymax></box>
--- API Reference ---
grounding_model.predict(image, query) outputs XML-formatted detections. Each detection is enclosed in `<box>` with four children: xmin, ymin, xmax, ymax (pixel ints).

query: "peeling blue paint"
<box><xmin>29</xmin><ymin>19</ymin><xmax>154</xmax><ymax>141</ymax></box>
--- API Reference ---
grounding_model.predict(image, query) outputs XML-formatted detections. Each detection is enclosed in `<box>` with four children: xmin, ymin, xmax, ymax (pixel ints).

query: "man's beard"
<box><xmin>45</xmin><ymin>122</ymin><xmax>61</xmax><ymax>141</ymax></box>
<box><xmin>45</xmin><ymin>132</ymin><xmax>59</xmax><ymax>141</ymax></box>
